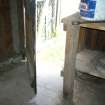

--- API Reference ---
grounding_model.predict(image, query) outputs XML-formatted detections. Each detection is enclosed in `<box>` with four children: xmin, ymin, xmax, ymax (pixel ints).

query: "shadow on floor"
<box><xmin>74</xmin><ymin>72</ymin><xmax>105</xmax><ymax>105</ymax></box>
<box><xmin>0</xmin><ymin>63</ymin><xmax>35</xmax><ymax>105</ymax></box>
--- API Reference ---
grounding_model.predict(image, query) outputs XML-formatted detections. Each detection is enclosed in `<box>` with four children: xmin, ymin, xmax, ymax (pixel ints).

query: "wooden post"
<box><xmin>24</xmin><ymin>0</ymin><xmax>37</xmax><ymax>94</ymax></box>
<box><xmin>62</xmin><ymin>13</ymin><xmax>80</xmax><ymax>101</ymax></box>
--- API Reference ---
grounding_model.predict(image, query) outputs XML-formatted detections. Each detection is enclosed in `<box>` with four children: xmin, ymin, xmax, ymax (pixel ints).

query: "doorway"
<box><xmin>29</xmin><ymin>0</ymin><xmax>66</xmax><ymax>104</ymax></box>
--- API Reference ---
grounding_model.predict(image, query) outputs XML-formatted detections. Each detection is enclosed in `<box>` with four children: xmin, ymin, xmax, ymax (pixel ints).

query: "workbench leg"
<box><xmin>63</xmin><ymin>24</ymin><xmax>80</xmax><ymax>103</ymax></box>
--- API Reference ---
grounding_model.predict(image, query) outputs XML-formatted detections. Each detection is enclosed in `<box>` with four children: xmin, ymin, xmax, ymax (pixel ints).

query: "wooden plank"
<box><xmin>80</xmin><ymin>23</ymin><xmax>105</xmax><ymax>31</ymax></box>
<box><xmin>90</xmin><ymin>30</ymin><xmax>97</xmax><ymax>49</ymax></box>
<box><xmin>83</xmin><ymin>28</ymin><xmax>105</xmax><ymax>51</ymax></box>
<box><xmin>76</xmin><ymin>49</ymin><xmax>105</xmax><ymax>79</ymax></box>
<box><xmin>97</xmin><ymin>31</ymin><xmax>105</xmax><ymax>51</ymax></box>
<box><xmin>78</xmin><ymin>27</ymin><xmax>87</xmax><ymax>50</ymax></box>
<box><xmin>24</xmin><ymin>0</ymin><xmax>37</xmax><ymax>94</ymax></box>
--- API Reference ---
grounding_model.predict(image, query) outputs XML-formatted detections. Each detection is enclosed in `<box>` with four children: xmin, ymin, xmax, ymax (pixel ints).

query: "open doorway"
<box><xmin>30</xmin><ymin>0</ymin><xmax>66</xmax><ymax>104</ymax></box>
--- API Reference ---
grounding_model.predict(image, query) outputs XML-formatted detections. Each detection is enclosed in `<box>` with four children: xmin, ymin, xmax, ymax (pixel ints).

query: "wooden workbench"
<box><xmin>62</xmin><ymin>12</ymin><xmax>105</xmax><ymax>102</ymax></box>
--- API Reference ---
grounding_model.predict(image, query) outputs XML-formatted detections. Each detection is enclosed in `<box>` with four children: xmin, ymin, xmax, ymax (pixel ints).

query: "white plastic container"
<box><xmin>80</xmin><ymin>0</ymin><xmax>105</xmax><ymax>21</ymax></box>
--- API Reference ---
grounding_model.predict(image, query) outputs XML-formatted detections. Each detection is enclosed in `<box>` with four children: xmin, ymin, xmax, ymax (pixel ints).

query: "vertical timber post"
<box><xmin>24</xmin><ymin>0</ymin><xmax>37</xmax><ymax>94</ymax></box>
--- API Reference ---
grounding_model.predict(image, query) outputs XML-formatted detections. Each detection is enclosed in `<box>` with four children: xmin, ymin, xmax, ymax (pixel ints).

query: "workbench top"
<box><xmin>62</xmin><ymin>12</ymin><xmax>105</xmax><ymax>31</ymax></box>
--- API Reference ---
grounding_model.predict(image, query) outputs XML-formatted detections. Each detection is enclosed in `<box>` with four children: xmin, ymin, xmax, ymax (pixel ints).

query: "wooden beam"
<box><xmin>62</xmin><ymin>13</ymin><xmax>80</xmax><ymax>101</ymax></box>
<box><xmin>24</xmin><ymin>0</ymin><xmax>37</xmax><ymax>94</ymax></box>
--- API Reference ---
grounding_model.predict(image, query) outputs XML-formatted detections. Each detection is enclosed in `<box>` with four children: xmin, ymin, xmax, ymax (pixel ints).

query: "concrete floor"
<box><xmin>0</xmin><ymin>63</ymin><xmax>35</xmax><ymax>105</ymax></box>
<box><xmin>0</xmin><ymin>61</ymin><xmax>105</xmax><ymax>105</ymax></box>
<box><xmin>29</xmin><ymin>60</ymin><xmax>66</xmax><ymax>105</ymax></box>
<box><xmin>0</xmin><ymin>60</ymin><xmax>66</xmax><ymax>105</ymax></box>
<box><xmin>74</xmin><ymin>72</ymin><xmax>105</xmax><ymax>105</ymax></box>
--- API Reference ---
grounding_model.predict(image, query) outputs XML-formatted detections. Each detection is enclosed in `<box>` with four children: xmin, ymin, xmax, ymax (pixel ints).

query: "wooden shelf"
<box><xmin>80</xmin><ymin>23</ymin><xmax>105</xmax><ymax>31</ymax></box>
<box><xmin>76</xmin><ymin>49</ymin><xmax>105</xmax><ymax>79</ymax></box>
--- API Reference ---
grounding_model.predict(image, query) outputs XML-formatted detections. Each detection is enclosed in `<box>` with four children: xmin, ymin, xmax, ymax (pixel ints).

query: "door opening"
<box><xmin>36</xmin><ymin>0</ymin><xmax>65</xmax><ymax>96</ymax></box>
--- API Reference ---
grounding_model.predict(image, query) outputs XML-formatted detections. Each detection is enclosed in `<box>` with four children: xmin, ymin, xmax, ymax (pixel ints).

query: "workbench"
<box><xmin>62</xmin><ymin>12</ymin><xmax>105</xmax><ymax>102</ymax></box>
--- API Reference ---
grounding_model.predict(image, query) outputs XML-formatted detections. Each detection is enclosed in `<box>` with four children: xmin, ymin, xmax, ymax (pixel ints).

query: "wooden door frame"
<box><xmin>24</xmin><ymin>0</ymin><xmax>37</xmax><ymax>94</ymax></box>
